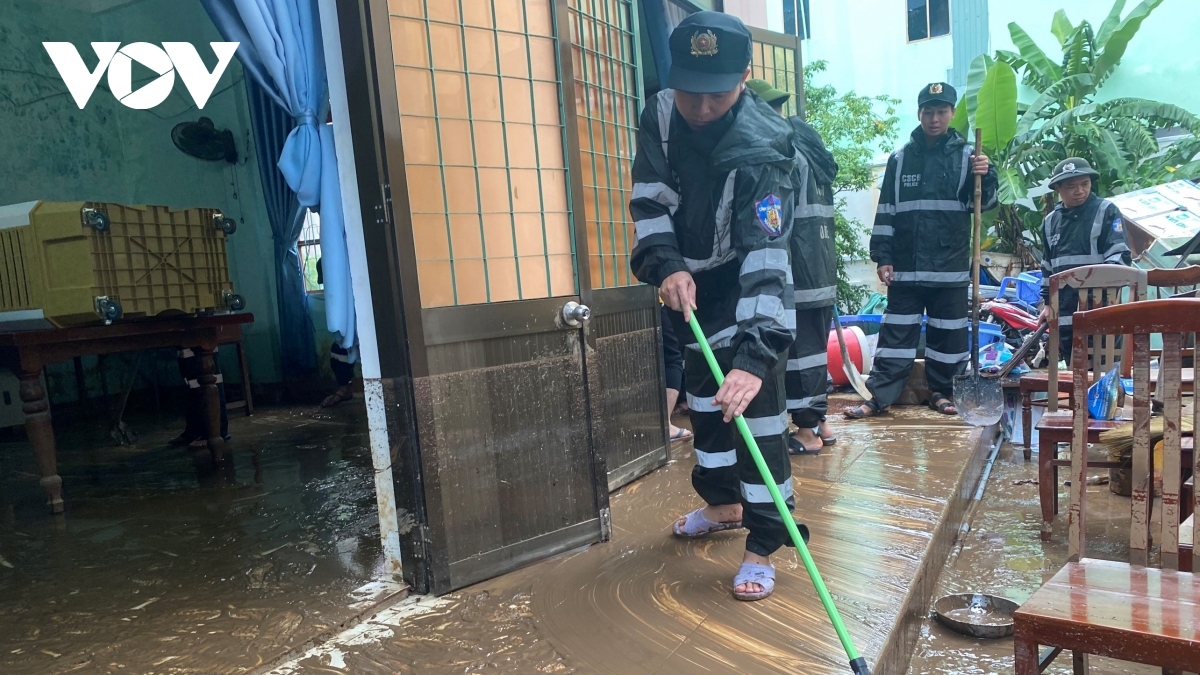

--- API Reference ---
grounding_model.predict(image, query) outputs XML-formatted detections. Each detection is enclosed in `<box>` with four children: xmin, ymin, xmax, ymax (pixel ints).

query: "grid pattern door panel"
<box><xmin>751</xmin><ymin>40</ymin><xmax>798</xmax><ymax>118</ymax></box>
<box><xmin>567</xmin><ymin>0</ymin><xmax>641</xmax><ymax>289</ymax></box>
<box><xmin>390</xmin><ymin>0</ymin><xmax>576</xmax><ymax>307</ymax></box>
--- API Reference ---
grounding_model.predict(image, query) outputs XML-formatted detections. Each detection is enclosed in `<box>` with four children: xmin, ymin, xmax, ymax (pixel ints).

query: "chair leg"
<box><xmin>1022</xmin><ymin>392</ymin><xmax>1032</xmax><ymax>459</ymax></box>
<box><xmin>1072</xmin><ymin>650</ymin><xmax>1089</xmax><ymax>673</ymax></box>
<box><xmin>1040</xmin><ymin>437</ymin><xmax>1055</xmax><ymax>540</ymax></box>
<box><xmin>1014</xmin><ymin>635</ymin><xmax>1039</xmax><ymax>675</ymax></box>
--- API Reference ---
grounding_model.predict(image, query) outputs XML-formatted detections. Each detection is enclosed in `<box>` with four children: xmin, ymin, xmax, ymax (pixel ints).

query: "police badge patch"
<box><xmin>755</xmin><ymin>194</ymin><xmax>783</xmax><ymax>237</ymax></box>
<box><xmin>1113</xmin><ymin>217</ymin><xmax>1123</xmax><ymax>233</ymax></box>
<box><xmin>929</xmin><ymin>83</ymin><xmax>943</xmax><ymax>95</ymax></box>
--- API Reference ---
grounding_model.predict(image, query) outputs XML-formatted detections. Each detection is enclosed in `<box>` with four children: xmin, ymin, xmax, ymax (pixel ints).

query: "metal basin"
<box><xmin>933</xmin><ymin>593</ymin><xmax>1019</xmax><ymax>639</ymax></box>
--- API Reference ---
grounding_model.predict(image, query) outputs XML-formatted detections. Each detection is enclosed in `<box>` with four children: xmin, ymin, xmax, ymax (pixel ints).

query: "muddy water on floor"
<box><xmin>0</xmin><ymin>405</ymin><xmax>385</xmax><ymax>674</ymax></box>
<box><xmin>284</xmin><ymin>409</ymin><xmax>978</xmax><ymax>675</ymax></box>
<box><xmin>909</xmin><ymin>442</ymin><xmax>1158</xmax><ymax>675</ymax></box>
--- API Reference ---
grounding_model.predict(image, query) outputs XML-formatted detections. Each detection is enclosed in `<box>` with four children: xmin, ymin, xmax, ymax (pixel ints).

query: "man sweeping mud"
<box><xmin>630</xmin><ymin>12</ymin><xmax>801</xmax><ymax>601</ymax></box>
<box><xmin>844</xmin><ymin>83</ymin><xmax>997</xmax><ymax>419</ymax></box>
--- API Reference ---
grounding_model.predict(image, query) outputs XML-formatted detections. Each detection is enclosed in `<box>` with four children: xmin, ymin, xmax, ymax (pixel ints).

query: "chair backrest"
<box><xmin>1068</xmin><ymin>298</ymin><xmax>1200</xmax><ymax>568</ymax></box>
<box><xmin>1047</xmin><ymin>265</ymin><xmax>1148</xmax><ymax>411</ymax></box>
<box><xmin>1147</xmin><ymin>265</ymin><xmax>1200</xmax><ymax>300</ymax></box>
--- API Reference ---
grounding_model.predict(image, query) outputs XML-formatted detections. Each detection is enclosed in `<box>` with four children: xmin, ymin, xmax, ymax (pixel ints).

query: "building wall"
<box><xmin>0</xmin><ymin>0</ymin><xmax>346</xmax><ymax>392</ymax></box>
<box><xmin>987</xmin><ymin>0</ymin><xmax>1200</xmax><ymax>113</ymax></box>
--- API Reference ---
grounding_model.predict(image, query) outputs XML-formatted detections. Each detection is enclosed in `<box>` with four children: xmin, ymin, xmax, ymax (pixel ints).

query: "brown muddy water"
<box><xmin>908</xmin><ymin>441</ymin><xmax>1161</xmax><ymax>674</ymax></box>
<box><xmin>0</xmin><ymin>403</ymin><xmax>388</xmax><ymax>674</ymax></box>
<box><xmin>272</xmin><ymin>408</ymin><xmax>982</xmax><ymax>675</ymax></box>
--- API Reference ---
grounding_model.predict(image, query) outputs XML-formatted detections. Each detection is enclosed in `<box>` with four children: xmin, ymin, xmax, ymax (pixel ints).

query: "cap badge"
<box><xmin>1063</xmin><ymin>163</ymin><xmax>1076</xmax><ymax>172</ymax></box>
<box><xmin>929</xmin><ymin>83</ymin><xmax>943</xmax><ymax>95</ymax></box>
<box><xmin>690</xmin><ymin>30</ymin><xmax>719</xmax><ymax>57</ymax></box>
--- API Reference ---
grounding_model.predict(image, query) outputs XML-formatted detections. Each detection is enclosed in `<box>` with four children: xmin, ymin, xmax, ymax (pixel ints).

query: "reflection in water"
<box><xmin>0</xmin><ymin>405</ymin><xmax>385</xmax><ymax>674</ymax></box>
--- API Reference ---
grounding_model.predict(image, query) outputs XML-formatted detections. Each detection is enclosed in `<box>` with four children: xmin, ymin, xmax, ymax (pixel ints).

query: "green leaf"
<box><xmin>1016</xmin><ymin>74</ymin><xmax>1095</xmax><ymax>135</ymax></box>
<box><xmin>1096</xmin><ymin>0</ymin><xmax>1128</xmax><ymax>48</ymax></box>
<box><xmin>950</xmin><ymin>54</ymin><xmax>992</xmax><ymax>137</ymax></box>
<box><xmin>976</xmin><ymin>61</ymin><xmax>1019</xmax><ymax>153</ymax></box>
<box><xmin>1051</xmin><ymin>10</ymin><xmax>1074</xmax><ymax>47</ymax></box>
<box><xmin>1062</xmin><ymin>24</ymin><xmax>1097</xmax><ymax>80</ymax></box>
<box><xmin>1082</xmin><ymin>122</ymin><xmax>1130</xmax><ymax>177</ymax></box>
<box><xmin>1111</xmin><ymin>117</ymin><xmax>1158</xmax><ymax>160</ymax></box>
<box><xmin>1094</xmin><ymin>0</ymin><xmax>1166</xmax><ymax>84</ymax></box>
<box><xmin>1007</xmin><ymin>22</ymin><xmax>1063</xmax><ymax>86</ymax></box>
<box><xmin>1100</xmin><ymin>98</ymin><xmax>1200</xmax><ymax>133</ymax></box>
<box><xmin>997</xmin><ymin>166</ymin><xmax>1028</xmax><ymax>205</ymax></box>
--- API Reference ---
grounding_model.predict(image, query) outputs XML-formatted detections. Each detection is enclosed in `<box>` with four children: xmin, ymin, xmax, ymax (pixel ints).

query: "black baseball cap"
<box><xmin>917</xmin><ymin>82</ymin><xmax>957</xmax><ymax>108</ymax></box>
<box><xmin>668</xmin><ymin>12</ymin><xmax>753</xmax><ymax>94</ymax></box>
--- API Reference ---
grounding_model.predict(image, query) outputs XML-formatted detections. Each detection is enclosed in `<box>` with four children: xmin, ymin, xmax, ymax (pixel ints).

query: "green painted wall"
<box><xmin>0</xmin><ymin>0</ymin><xmax>335</xmax><ymax>393</ymax></box>
<box><xmin>987</xmin><ymin>0</ymin><xmax>1200</xmax><ymax>114</ymax></box>
<box><xmin>803</xmin><ymin>0</ymin><xmax>1199</xmax><ymax>145</ymax></box>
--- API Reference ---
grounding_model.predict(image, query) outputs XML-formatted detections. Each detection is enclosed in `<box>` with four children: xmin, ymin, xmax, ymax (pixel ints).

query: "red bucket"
<box><xmin>827</xmin><ymin>326</ymin><xmax>870</xmax><ymax>386</ymax></box>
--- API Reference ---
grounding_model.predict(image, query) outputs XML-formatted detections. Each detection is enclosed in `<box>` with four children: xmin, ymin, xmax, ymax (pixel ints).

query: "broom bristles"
<box><xmin>1099</xmin><ymin>416</ymin><xmax>1194</xmax><ymax>455</ymax></box>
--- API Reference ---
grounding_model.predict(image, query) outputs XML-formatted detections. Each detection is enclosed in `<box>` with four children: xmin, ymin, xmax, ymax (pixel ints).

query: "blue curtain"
<box><xmin>246</xmin><ymin>77</ymin><xmax>316</xmax><ymax>376</ymax></box>
<box><xmin>201</xmin><ymin>0</ymin><xmax>358</xmax><ymax>372</ymax></box>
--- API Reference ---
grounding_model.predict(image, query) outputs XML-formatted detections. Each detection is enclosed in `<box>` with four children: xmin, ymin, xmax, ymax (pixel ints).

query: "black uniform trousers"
<box><xmin>177</xmin><ymin>347</ymin><xmax>228</xmax><ymax>439</ymax></box>
<box><xmin>681</xmin><ymin>331</ymin><xmax>794</xmax><ymax>557</ymax></box>
<box><xmin>330</xmin><ymin>343</ymin><xmax>354</xmax><ymax>387</ymax></box>
<box><xmin>787</xmin><ymin>306</ymin><xmax>832</xmax><ymax>428</ymax></box>
<box><xmin>867</xmin><ymin>285</ymin><xmax>970</xmax><ymax>408</ymax></box>
<box><xmin>661</xmin><ymin>305</ymin><xmax>685</xmax><ymax>393</ymax></box>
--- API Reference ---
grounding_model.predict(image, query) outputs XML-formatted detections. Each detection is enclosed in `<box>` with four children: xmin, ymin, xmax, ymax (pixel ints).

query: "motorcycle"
<box><xmin>980</xmin><ymin>299</ymin><xmax>1048</xmax><ymax>369</ymax></box>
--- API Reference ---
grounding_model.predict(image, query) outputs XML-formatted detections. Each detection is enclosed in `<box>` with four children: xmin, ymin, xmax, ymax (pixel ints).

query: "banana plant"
<box><xmin>951</xmin><ymin>0</ymin><xmax>1200</xmax><ymax>261</ymax></box>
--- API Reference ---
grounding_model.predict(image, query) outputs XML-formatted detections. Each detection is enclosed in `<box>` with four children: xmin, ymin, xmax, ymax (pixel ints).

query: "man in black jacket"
<box><xmin>845</xmin><ymin>82</ymin><xmax>997</xmax><ymax>418</ymax></box>
<box><xmin>746</xmin><ymin>78</ymin><xmax>839</xmax><ymax>454</ymax></box>
<box><xmin>630</xmin><ymin>12</ymin><xmax>800</xmax><ymax>601</ymax></box>
<box><xmin>1037</xmin><ymin>157</ymin><xmax>1131</xmax><ymax>360</ymax></box>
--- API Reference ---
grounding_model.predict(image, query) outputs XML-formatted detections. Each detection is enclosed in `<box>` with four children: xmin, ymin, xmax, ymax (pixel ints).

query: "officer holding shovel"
<box><xmin>630</xmin><ymin>12</ymin><xmax>801</xmax><ymax>601</ymax></box>
<box><xmin>843</xmin><ymin>82</ymin><xmax>997</xmax><ymax>419</ymax></box>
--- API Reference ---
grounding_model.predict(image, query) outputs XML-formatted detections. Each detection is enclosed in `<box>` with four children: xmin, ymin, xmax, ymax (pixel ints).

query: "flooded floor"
<box><xmin>908</xmin><ymin>441</ymin><xmax>1160</xmax><ymax>674</ymax></box>
<box><xmin>271</xmin><ymin>407</ymin><xmax>983</xmax><ymax>674</ymax></box>
<box><xmin>0</xmin><ymin>402</ymin><xmax>393</xmax><ymax>674</ymax></box>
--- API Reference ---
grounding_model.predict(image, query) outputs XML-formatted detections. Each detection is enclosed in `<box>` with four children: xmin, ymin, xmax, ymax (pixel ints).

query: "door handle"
<box><xmin>561</xmin><ymin>301</ymin><xmax>591</xmax><ymax>327</ymax></box>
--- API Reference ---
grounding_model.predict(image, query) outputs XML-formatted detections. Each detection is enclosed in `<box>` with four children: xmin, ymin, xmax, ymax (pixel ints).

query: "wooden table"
<box><xmin>0</xmin><ymin>314</ymin><xmax>254</xmax><ymax>513</ymax></box>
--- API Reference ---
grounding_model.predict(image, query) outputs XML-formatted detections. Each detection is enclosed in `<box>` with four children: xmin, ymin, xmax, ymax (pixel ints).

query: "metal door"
<box><xmin>565</xmin><ymin>0</ymin><xmax>670</xmax><ymax>491</ymax></box>
<box><xmin>338</xmin><ymin>0</ymin><xmax>665</xmax><ymax>594</ymax></box>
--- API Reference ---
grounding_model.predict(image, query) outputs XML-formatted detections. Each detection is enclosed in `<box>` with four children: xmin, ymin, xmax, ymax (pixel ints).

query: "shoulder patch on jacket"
<box><xmin>755</xmin><ymin>194</ymin><xmax>783</xmax><ymax>237</ymax></box>
<box><xmin>1112</xmin><ymin>217</ymin><xmax>1123</xmax><ymax>234</ymax></box>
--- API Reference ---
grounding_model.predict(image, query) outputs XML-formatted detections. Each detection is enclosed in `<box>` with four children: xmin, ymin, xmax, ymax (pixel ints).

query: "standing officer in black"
<box><xmin>746</xmin><ymin>78</ymin><xmax>839</xmax><ymax>454</ymax></box>
<box><xmin>845</xmin><ymin>83</ymin><xmax>997</xmax><ymax>418</ymax></box>
<box><xmin>630</xmin><ymin>12</ymin><xmax>799</xmax><ymax>601</ymax></box>
<box><xmin>1037</xmin><ymin>157</ymin><xmax>1131</xmax><ymax>360</ymax></box>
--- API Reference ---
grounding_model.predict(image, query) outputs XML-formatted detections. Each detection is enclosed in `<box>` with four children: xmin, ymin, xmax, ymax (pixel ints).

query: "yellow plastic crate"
<box><xmin>0</xmin><ymin>201</ymin><xmax>243</xmax><ymax>330</ymax></box>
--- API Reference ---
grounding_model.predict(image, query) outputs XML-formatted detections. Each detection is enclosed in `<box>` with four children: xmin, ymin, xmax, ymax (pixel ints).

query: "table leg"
<box><xmin>1040</xmin><ymin>435</ymin><xmax>1056</xmax><ymax>541</ymax></box>
<box><xmin>19</xmin><ymin>369</ymin><xmax>63</xmax><ymax>514</ymax></box>
<box><xmin>197</xmin><ymin>347</ymin><xmax>228</xmax><ymax>464</ymax></box>
<box><xmin>236</xmin><ymin>340</ymin><xmax>253</xmax><ymax>416</ymax></box>
<box><xmin>1022</xmin><ymin>391</ymin><xmax>1032</xmax><ymax>460</ymax></box>
<box><xmin>1071</xmin><ymin>650</ymin><xmax>1088</xmax><ymax>674</ymax></box>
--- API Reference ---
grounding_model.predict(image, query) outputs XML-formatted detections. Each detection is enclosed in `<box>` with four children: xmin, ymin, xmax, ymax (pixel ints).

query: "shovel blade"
<box><xmin>953</xmin><ymin>374</ymin><xmax>1004</xmax><ymax>427</ymax></box>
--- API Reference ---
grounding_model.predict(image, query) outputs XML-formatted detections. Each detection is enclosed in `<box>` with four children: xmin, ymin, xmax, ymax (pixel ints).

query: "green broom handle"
<box><xmin>686</xmin><ymin>314</ymin><xmax>870</xmax><ymax>675</ymax></box>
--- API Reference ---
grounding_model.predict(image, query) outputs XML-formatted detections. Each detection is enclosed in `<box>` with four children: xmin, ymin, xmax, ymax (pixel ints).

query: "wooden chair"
<box><xmin>1021</xmin><ymin>266</ymin><xmax>1149</xmax><ymax>454</ymax></box>
<box><xmin>1033</xmin><ymin>266</ymin><xmax>1147</xmax><ymax>539</ymax></box>
<box><xmin>1014</xmin><ymin>298</ymin><xmax>1200</xmax><ymax>674</ymax></box>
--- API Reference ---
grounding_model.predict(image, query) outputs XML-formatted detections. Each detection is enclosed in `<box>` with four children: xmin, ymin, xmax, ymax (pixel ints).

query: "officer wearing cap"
<box><xmin>747</xmin><ymin>78</ymin><xmax>840</xmax><ymax>454</ymax></box>
<box><xmin>1037</xmin><ymin>157</ymin><xmax>1131</xmax><ymax>360</ymax></box>
<box><xmin>846</xmin><ymin>82</ymin><xmax>998</xmax><ymax>419</ymax></box>
<box><xmin>630</xmin><ymin>12</ymin><xmax>800</xmax><ymax>601</ymax></box>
